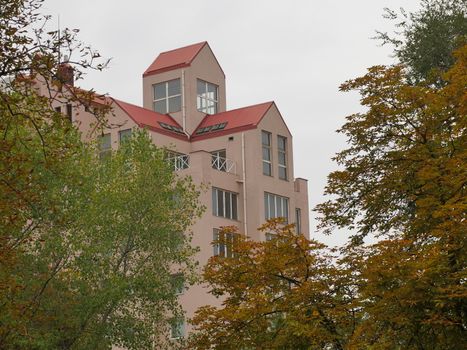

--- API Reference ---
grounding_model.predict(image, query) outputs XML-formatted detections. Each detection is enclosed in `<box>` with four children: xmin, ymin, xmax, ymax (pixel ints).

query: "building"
<box><xmin>58</xmin><ymin>41</ymin><xmax>309</xmax><ymax>339</ymax></box>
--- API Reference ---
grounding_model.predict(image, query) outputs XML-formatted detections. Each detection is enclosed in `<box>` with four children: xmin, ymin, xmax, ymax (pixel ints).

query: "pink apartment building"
<box><xmin>50</xmin><ymin>41</ymin><xmax>309</xmax><ymax>340</ymax></box>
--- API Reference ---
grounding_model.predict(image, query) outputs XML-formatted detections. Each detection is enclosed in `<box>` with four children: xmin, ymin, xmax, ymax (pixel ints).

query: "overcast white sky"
<box><xmin>43</xmin><ymin>0</ymin><xmax>421</xmax><ymax>246</ymax></box>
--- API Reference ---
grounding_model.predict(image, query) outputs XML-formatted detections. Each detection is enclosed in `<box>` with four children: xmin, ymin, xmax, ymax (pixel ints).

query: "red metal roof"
<box><xmin>143</xmin><ymin>42</ymin><xmax>207</xmax><ymax>77</ymax></box>
<box><xmin>191</xmin><ymin>102</ymin><xmax>274</xmax><ymax>141</ymax></box>
<box><xmin>112</xmin><ymin>98</ymin><xmax>188</xmax><ymax>140</ymax></box>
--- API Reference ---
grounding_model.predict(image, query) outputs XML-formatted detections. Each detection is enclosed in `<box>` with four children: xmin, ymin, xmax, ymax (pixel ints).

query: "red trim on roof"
<box><xmin>191</xmin><ymin>101</ymin><xmax>274</xmax><ymax>141</ymax></box>
<box><xmin>112</xmin><ymin>98</ymin><xmax>188</xmax><ymax>141</ymax></box>
<box><xmin>143</xmin><ymin>42</ymin><xmax>207</xmax><ymax>77</ymax></box>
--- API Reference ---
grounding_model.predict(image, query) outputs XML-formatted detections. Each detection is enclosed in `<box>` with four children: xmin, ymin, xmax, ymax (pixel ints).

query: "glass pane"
<box><xmin>225</xmin><ymin>192</ymin><xmax>231</xmax><ymax>219</ymax></box>
<box><xmin>284</xmin><ymin>198</ymin><xmax>289</xmax><ymax>222</ymax></box>
<box><xmin>213</xmin><ymin>229</ymin><xmax>219</xmax><ymax>256</ymax></box>
<box><xmin>212</xmin><ymin>189</ymin><xmax>217</xmax><ymax>216</ymax></box>
<box><xmin>278</xmin><ymin>152</ymin><xmax>286</xmax><ymax>165</ymax></box>
<box><xmin>277</xmin><ymin>198</ymin><xmax>282</xmax><ymax>218</ymax></box>
<box><xmin>119</xmin><ymin>129</ymin><xmax>132</xmax><ymax>144</ymax></box>
<box><xmin>154</xmin><ymin>100</ymin><xmax>166</xmax><ymax>114</ymax></box>
<box><xmin>154</xmin><ymin>83</ymin><xmax>166</xmax><ymax>99</ymax></box>
<box><xmin>262</xmin><ymin>131</ymin><xmax>270</xmax><ymax>146</ymax></box>
<box><xmin>217</xmin><ymin>190</ymin><xmax>224</xmax><ymax>217</ymax></box>
<box><xmin>232</xmin><ymin>194</ymin><xmax>237</xmax><ymax>220</ymax></box>
<box><xmin>269</xmin><ymin>195</ymin><xmax>275</xmax><ymax>218</ymax></box>
<box><xmin>197</xmin><ymin>79</ymin><xmax>205</xmax><ymax>95</ymax></box>
<box><xmin>278</xmin><ymin>136</ymin><xmax>286</xmax><ymax>151</ymax></box>
<box><xmin>263</xmin><ymin>162</ymin><xmax>271</xmax><ymax>176</ymax></box>
<box><xmin>263</xmin><ymin>147</ymin><xmax>271</xmax><ymax>161</ymax></box>
<box><xmin>279</xmin><ymin>167</ymin><xmax>287</xmax><ymax>180</ymax></box>
<box><xmin>264</xmin><ymin>193</ymin><xmax>269</xmax><ymax>219</ymax></box>
<box><xmin>197</xmin><ymin>96</ymin><xmax>202</xmax><ymax>110</ymax></box>
<box><xmin>99</xmin><ymin>133</ymin><xmax>111</xmax><ymax>150</ymax></box>
<box><xmin>168</xmin><ymin>96</ymin><xmax>181</xmax><ymax>113</ymax></box>
<box><xmin>168</xmin><ymin>79</ymin><xmax>180</xmax><ymax>96</ymax></box>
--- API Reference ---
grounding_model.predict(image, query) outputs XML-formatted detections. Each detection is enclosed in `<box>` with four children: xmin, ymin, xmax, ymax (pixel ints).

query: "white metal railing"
<box><xmin>211</xmin><ymin>156</ymin><xmax>236</xmax><ymax>174</ymax></box>
<box><xmin>167</xmin><ymin>154</ymin><xmax>189</xmax><ymax>171</ymax></box>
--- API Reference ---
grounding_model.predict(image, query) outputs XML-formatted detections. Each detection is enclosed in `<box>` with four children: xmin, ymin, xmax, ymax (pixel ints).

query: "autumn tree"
<box><xmin>190</xmin><ymin>220</ymin><xmax>360</xmax><ymax>350</ymax></box>
<box><xmin>316</xmin><ymin>43</ymin><xmax>466</xmax><ymax>349</ymax></box>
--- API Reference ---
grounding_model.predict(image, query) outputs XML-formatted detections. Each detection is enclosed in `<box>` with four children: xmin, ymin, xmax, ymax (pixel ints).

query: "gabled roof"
<box><xmin>112</xmin><ymin>98</ymin><xmax>188</xmax><ymax>140</ymax></box>
<box><xmin>191</xmin><ymin>102</ymin><xmax>274</xmax><ymax>141</ymax></box>
<box><xmin>143</xmin><ymin>42</ymin><xmax>207</xmax><ymax>77</ymax></box>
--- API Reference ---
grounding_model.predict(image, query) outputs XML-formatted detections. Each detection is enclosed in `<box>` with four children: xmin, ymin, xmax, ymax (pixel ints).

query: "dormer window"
<box><xmin>153</xmin><ymin>79</ymin><xmax>181</xmax><ymax>114</ymax></box>
<box><xmin>197</xmin><ymin>79</ymin><xmax>218</xmax><ymax>114</ymax></box>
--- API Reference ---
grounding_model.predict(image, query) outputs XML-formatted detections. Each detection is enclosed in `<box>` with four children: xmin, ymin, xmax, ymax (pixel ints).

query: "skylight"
<box><xmin>158</xmin><ymin>122</ymin><xmax>184</xmax><ymax>134</ymax></box>
<box><xmin>195</xmin><ymin>122</ymin><xmax>227</xmax><ymax>135</ymax></box>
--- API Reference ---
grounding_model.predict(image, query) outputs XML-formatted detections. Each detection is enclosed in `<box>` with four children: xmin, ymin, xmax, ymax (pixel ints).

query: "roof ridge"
<box><xmin>158</xmin><ymin>41</ymin><xmax>207</xmax><ymax>56</ymax></box>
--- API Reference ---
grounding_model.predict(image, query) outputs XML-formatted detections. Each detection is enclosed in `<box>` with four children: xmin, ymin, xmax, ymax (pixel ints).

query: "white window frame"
<box><xmin>262</xmin><ymin>131</ymin><xmax>272</xmax><ymax>176</ymax></box>
<box><xmin>277</xmin><ymin>135</ymin><xmax>287</xmax><ymax>180</ymax></box>
<box><xmin>197</xmin><ymin>79</ymin><xmax>218</xmax><ymax>114</ymax></box>
<box><xmin>212</xmin><ymin>187</ymin><xmax>238</xmax><ymax>220</ymax></box>
<box><xmin>153</xmin><ymin>79</ymin><xmax>181</xmax><ymax>114</ymax></box>
<box><xmin>264</xmin><ymin>192</ymin><xmax>289</xmax><ymax>222</ymax></box>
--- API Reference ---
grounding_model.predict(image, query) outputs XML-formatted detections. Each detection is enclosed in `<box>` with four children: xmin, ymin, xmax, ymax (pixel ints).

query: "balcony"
<box><xmin>211</xmin><ymin>156</ymin><xmax>236</xmax><ymax>175</ymax></box>
<box><xmin>167</xmin><ymin>154</ymin><xmax>189</xmax><ymax>171</ymax></box>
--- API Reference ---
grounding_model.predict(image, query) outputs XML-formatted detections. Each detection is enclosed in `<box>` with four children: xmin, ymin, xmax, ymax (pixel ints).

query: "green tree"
<box><xmin>190</xmin><ymin>220</ymin><xmax>359</xmax><ymax>350</ymax></box>
<box><xmin>1</xmin><ymin>1</ymin><xmax>203</xmax><ymax>348</ymax></box>
<box><xmin>376</xmin><ymin>0</ymin><xmax>467</xmax><ymax>83</ymax></box>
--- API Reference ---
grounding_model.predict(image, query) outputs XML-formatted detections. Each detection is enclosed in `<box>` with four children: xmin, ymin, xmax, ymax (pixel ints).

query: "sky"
<box><xmin>42</xmin><ymin>0</ymin><xmax>421</xmax><ymax>247</ymax></box>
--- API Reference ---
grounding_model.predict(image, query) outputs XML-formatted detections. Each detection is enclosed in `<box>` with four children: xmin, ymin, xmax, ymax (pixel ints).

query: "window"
<box><xmin>153</xmin><ymin>79</ymin><xmax>181</xmax><ymax>114</ymax></box>
<box><xmin>119</xmin><ymin>129</ymin><xmax>132</xmax><ymax>144</ymax></box>
<box><xmin>66</xmin><ymin>104</ymin><xmax>72</xmax><ymax>121</ymax></box>
<box><xmin>211</xmin><ymin>149</ymin><xmax>226</xmax><ymax>171</ymax></box>
<box><xmin>213</xmin><ymin>228</ymin><xmax>238</xmax><ymax>258</ymax></box>
<box><xmin>212</xmin><ymin>188</ymin><xmax>238</xmax><ymax>220</ymax></box>
<box><xmin>277</xmin><ymin>135</ymin><xmax>287</xmax><ymax>180</ymax></box>
<box><xmin>197</xmin><ymin>79</ymin><xmax>218</xmax><ymax>114</ymax></box>
<box><xmin>295</xmin><ymin>208</ymin><xmax>302</xmax><ymax>234</ymax></box>
<box><xmin>54</xmin><ymin>106</ymin><xmax>61</xmax><ymax>113</ymax></box>
<box><xmin>264</xmin><ymin>192</ymin><xmax>289</xmax><ymax>222</ymax></box>
<box><xmin>170</xmin><ymin>317</ymin><xmax>185</xmax><ymax>339</ymax></box>
<box><xmin>262</xmin><ymin>131</ymin><xmax>272</xmax><ymax>176</ymax></box>
<box><xmin>166</xmin><ymin>151</ymin><xmax>189</xmax><ymax>171</ymax></box>
<box><xmin>98</xmin><ymin>133</ymin><xmax>111</xmax><ymax>160</ymax></box>
<box><xmin>170</xmin><ymin>273</ymin><xmax>185</xmax><ymax>295</ymax></box>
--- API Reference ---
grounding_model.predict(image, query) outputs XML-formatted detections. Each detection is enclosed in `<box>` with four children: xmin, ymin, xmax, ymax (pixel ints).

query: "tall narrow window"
<box><xmin>119</xmin><ymin>129</ymin><xmax>132</xmax><ymax>144</ymax></box>
<box><xmin>277</xmin><ymin>135</ymin><xmax>287</xmax><ymax>180</ymax></box>
<box><xmin>295</xmin><ymin>208</ymin><xmax>302</xmax><ymax>234</ymax></box>
<box><xmin>66</xmin><ymin>104</ymin><xmax>72</xmax><ymax>121</ymax></box>
<box><xmin>213</xmin><ymin>228</ymin><xmax>238</xmax><ymax>258</ymax></box>
<box><xmin>197</xmin><ymin>79</ymin><xmax>218</xmax><ymax>114</ymax></box>
<box><xmin>153</xmin><ymin>79</ymin><xmax>181</xmax><ymax>114</ymax></box>
<box><xmin>170</xmin><ymin>273</ymin><xmax>185</xmax><ymax>295</ymax></box>
<box><xmin>262</xmin><ymin>131</ymin><xmax>272</xmax><ymax>176</ymax></box>
<box><xmin>98</xmin><ymin>133</ymin><xmax>111</xmax><ymax>160</ymax></box>
<box><xmin>264</xmin><ymin>192</ymin><xmax>289</xmax><ymax>222</ymax></box>
<box><xmin>212</xmin><ymin>188</ymin><xmax>238</xmax><ymax>220</ymax></box>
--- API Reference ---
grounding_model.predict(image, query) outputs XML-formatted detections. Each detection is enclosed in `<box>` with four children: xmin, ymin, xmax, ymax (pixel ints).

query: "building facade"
<box><xmin>59</xmin><ymin>41</ymin><xmax>309</xmax><ymax>339</ymax></box>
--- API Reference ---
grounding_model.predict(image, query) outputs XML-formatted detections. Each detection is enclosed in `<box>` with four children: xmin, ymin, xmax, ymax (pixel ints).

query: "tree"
<box><xmin>190</xmin><ymin>220</ymin><xmax>359</xmax><ymax>350</ymax></box>
<box><xmin>316</xmin><ymin>44</ymin><xmax>466</xmax><ymax>349</ymax></box>
<box><xmin>1</xmin><ymin>1</ymin><xmax>203</xmax><ymax>348</ymax></box>
<box><xmin>376</xmin><ymin>0</ymin><xmax>466</xmax><ymax>83</ymax></box>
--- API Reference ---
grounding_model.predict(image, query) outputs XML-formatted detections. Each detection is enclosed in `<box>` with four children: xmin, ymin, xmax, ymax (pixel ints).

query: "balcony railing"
<box><xmin>211</xmin><ymin>156</ymin><xmax>236</xmax><ymax>174</ymax></box>
<box><xmin>167</xmin><ymin>154</ymin><xmax>189</xmax><ymax>171</ymax></box>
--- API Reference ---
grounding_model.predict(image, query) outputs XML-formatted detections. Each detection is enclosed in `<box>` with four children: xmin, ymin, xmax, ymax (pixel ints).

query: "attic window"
<box><xmin>158</xmin><ymin>122</ymin><xmax>184</xmax><ymax>134</ymax></box>
<box><xmin>153</xmin><ymin>79</ymin><xmax>181</xmax><ymax>114</ymax></box>
<box><xmin>195</xmin><ymin>122</ymin><xmax>227</xmax><ymax>135</ymax></box>
<box><xmin>197</xmin><ymin>79</ymin><xmax>218</xmax><ymax>114</ymax></box>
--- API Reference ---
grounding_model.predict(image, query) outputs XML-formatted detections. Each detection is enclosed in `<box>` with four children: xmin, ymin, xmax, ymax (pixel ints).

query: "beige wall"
<box><xmin>142</xmin><ymin>45</ymin><xmax>226</xmax><ymax>134</ymax></box>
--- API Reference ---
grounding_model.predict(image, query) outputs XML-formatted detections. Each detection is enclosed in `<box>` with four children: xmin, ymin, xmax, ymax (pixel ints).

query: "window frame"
<box><xmin>170</xmin><ymin>317</ymin><xmax>185</xmax><ymax>339</ymax></box>
<box><xmin>213</xmin><ymin>228</ymin><xmax>238</xmax><ymax>258</ymax></box>
<box><xmin>211</xmin><ymin>149</ymin><xmax>227</xmax><ymax>171</ymax></box>
<box><xmin>264</xmin><ymin>192</ymin><xmax>289</xmax><ymax>223</ymax></box>
<box><xmin>98</xmin><ymin>133</ymin><xmax>111</xmax><ymax>160</ymax></box>
<box><xmin>262</xmin><ymin>130</ymin><xmax>272</xmax><ymax>176</ymax></box>
<box><xmin>118</xmin><ymin>129</ymin><xmax>132</xmax><ymax>145</ymax></box>
<box><xmin>197</xmin><ymin>79</ymin><xmax>218</xmax><ymax>114</ymax></box>
<box><xmin>212</xmin><ymin>187</ymin><xmax>238</xmax><ymax>220</ymax></box>
<box><xmin>153</xmin><ymin>79</ymin><xmax>182</xmax><ymax>114</ymax></box>
<box><xmin>277</xmin><ymin>135</ymin><xmax>288</xmax><ymax>180</ymax></box>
